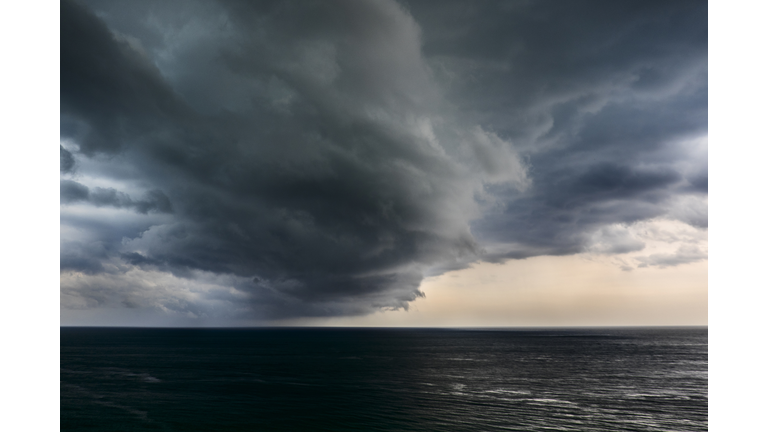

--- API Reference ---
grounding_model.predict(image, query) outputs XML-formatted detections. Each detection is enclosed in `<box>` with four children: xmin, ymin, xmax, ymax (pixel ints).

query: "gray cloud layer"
<box><xmin>404</xmin><ymin>0</ymin><xmax>708</xmax><ymax>260</ymax></box>
<box><xmin>60</xmin><ymin>0</ymin><xmax>707</xmax><ymax>321</ymax></box>
<box><xmin>61</xmin><ymin>180</ymin><xmax>172</xmax><ymax>214</ymax></box>
<box><xmin>636</xmin><ymin>245</ymin><xmax>708</xmax><ymax>269</ymax></box>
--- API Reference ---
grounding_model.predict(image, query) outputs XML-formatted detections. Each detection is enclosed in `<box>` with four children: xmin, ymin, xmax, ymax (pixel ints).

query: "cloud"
<box><xmin>587</xmin><ymin>225</ymin><xmax>646</xmax><ymax>255</ymax></box>
<box><xmin>578</xmin><ymin>218</ymin><xmax>707</xmax><ymax>272</ymax></box>
<box><xmin>60</xmin><ymin>145</ymin><xmax>75</xmax><ymax>173</ymax></box>
<box><xmin>636</xmin><ymin>244</ymin><xmax>708</xmax><ymax>269</ymax></box>
<box><xmin>423</xmin><ymin>0</ymin><xmax>708</xmax><ymax>261</ymax></box>
<box><xmin>60</xmin><ymin>0</ymin><xmax>707</xmax><ymax>322</ymax></box>
<box><xmin>60</xmin><ymin>180</ymin><xmax>173</xmax><ymax>214</ymax></box>
<box><xmin>60</xmin><ymin>180</ymin><xmax>89</xmax><ymax>203</ymax></box>
<box><xmin>668</xmin><ymin>195</ymin><xmax>708</xmax><ymax>229</ymax></box>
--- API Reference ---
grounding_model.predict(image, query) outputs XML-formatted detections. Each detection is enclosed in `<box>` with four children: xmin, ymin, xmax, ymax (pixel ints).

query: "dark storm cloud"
<box><xmin>685</xmin><ymin>168</ymin><xmax>708</xmax><ymax>194</ymax></box>
<box><xmin>60</xmin><ymin>0</ymin><xmax>189</xmax><ymax>155</ymax></box>
<box><xmin>60</xmin><ymin>179</ymin><xmax>89</xmax><ymax>202</ymax></box>
<box><xmin>403</xmin><ymin>0</ymin><xmax>708</xmax><ymax>260</ymax></box>
<box><xmin>60</xmin><ymin>145</ymin><xmax>75</xmax><ymax>173</ymax></box>
<box><xmin>60</xmin><ymin>0</ymin><xmax>706</xmax><ymax>320</ymax></box>
<box><xmin>60</xmin><ymin>240</ymin><xmax>113</xmax><ymax>275</ymax></box>
<box><xmin>61</xmin><ymin>0</ymin><xmax>487</xmax><ymax>318</ymax></box>
<box><xmin>60</xmin><ymin>179</ymin><xmax>172</xmax><ymax>214</ymax></box>
<box><xmin>407</xmin><ymin>0</ymin><xmax>707</xmax><ymax>136</ymax></box>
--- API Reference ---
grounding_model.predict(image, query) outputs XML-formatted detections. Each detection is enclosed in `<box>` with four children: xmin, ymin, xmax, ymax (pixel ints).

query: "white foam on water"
<box><xmin>526</xmin><ymin>398</ymin><xmax>577</xmax><ymax>406</ymax></box>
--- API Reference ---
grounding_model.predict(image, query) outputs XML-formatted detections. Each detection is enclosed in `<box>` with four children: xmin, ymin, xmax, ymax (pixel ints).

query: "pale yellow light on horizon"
<box><xmin>296</xmin><ymin>253</ymin><xmax>707</xmax><ymax>327</ymax></box>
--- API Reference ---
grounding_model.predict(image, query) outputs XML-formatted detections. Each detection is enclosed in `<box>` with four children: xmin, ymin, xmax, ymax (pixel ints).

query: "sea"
<box><xmin>61</xmin><ymin>327</ymin><xmax>707</xmax><ymax>431</ymax></box>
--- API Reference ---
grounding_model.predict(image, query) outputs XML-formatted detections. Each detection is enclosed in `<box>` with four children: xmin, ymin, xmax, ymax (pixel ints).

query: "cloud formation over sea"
<box><xmin>60</xmin><ymin>0</ymin><xmax>707</xmax><ymax>323</ymax></box>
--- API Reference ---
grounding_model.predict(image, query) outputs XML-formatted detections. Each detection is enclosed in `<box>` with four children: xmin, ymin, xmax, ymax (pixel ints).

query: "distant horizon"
<box><xmin>59</xmin><ymin>324</ymin><xmax>708</xmax><ymax>329</ymax></box>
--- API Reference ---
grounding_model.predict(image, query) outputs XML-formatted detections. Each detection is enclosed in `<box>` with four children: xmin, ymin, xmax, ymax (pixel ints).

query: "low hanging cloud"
<box><xmin>636</xmin><ymin>245</ymin><xmax>708</xmax><ymax>269</ymax></box>
<box><xmin>60</xmin><ymin>0</ymin><xmax>707</xmax><ymax>322</ymax></box>
<box><xmin>60</xmin><ymin>145</ymin><xmax>75</xmax><ymax>173</ymax></box>
<box><xmin>61</xmin><ymin>180</ymin><xmax>173</xmax><ymax>214</ymax></box>
<box><xmin>586</xmin><ymin>225</ymin><xmax>646</xmax><ymax>255</ymax></box>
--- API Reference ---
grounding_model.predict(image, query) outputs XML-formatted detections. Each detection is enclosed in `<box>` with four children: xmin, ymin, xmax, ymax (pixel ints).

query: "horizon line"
<box><xmin>60</xmin><ymin>324</ymin><xmax>708</xmax><ymax>329</ymax></box>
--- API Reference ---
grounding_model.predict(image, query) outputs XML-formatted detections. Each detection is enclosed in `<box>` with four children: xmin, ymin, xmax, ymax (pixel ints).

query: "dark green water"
<box><xmin>60</xmin><ymin>327</ymin><xmax>707</xmax><ymax>431</ymax></box>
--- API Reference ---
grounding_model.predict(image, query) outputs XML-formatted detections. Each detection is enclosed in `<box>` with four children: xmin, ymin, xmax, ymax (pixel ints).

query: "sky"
<box><xmin>59</xmin><ymin>0</ymin><xmax>708</xmax><ymax>327</ymax></box>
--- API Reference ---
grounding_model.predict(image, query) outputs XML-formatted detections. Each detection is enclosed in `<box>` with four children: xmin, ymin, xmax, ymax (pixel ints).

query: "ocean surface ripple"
<box><xmin>61</xmin><ymin>327</ymin><xmax>707</xmax><ymax>431</ymax></box>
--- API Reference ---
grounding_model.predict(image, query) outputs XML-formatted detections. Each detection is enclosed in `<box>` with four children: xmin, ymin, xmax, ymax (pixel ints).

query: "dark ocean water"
<box><xmin>61</xmin><ymin>327</ymin><xmax>707</xmax><ymax>431</ymax></box>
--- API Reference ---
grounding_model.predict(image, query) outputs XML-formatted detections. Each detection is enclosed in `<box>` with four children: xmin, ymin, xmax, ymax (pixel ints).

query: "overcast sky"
<box><xmin>60</xmin><ymin>0</ymin><xmax>707</xmax><ymax>326</ymax></box>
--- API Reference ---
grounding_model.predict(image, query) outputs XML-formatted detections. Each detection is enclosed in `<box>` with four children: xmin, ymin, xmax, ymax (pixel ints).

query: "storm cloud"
<box><xmin>61</xmin><ymin>180</ymin><xmax>172</xmax><ymax>213</ymax></box>
<box><xmin>60</xmin><ymin>0</ymin><xmax>707</xmax><ymax>322</ymax></box>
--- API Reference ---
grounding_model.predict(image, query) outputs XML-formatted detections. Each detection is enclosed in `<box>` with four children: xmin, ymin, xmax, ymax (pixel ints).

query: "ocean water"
<box><xmin>61</xmin><ymin>327</ymin><xmax>707</xmax><ymax>431</ymax></box>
